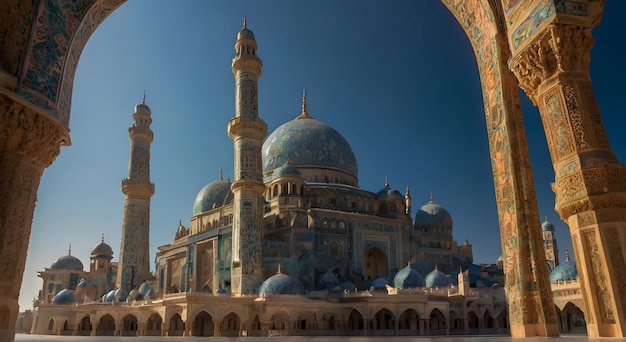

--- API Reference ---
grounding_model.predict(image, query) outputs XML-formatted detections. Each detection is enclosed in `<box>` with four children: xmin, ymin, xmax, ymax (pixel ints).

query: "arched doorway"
<box><xmin>429</xmin><ymin>309</ymin><xmax>445</xmax><ymax>335</ymax></box>
<box><xmin>363</xmin><ymin>247</ymin><xmax>388</xmax><ymax>281</ymax></box>
<box><xmin>562</xmin><ymin>302</ymin><xmax>586</xmax><ymax>334</ymax></box>
<box><xmin>97</xmin><ymin>314</ymin><xmax>115</xmax><ymax>336</ymax></box>
<box><xmin>192</xmin><ymin>311</ymin><xmax>213</xmax><ymax>336</ymax></box>
<box><xmin>348</xmin><ymin>309</ymin><xmax>364</xmax><ymax>335</ymax></box>
<box><xmin>449</xmin><ymin>311</ymin><xmax>462</xmax><ymax>334</ymax></box>
<box><xmin>322</xmin><ymin>313</ymin><xmax>336</xmax><ymax>332</ymax></box>
<box><xmin>122</xmin><ymin>314</ymin><xmax>137</xmax><ymax>336</ymax></box>
<box><xmin>484</xmin><ymin>310</ymin><xmax>494</xmax><ymax>332</ymax></box>
<box><xmin>77</xmin><ymin>315</ymin><xmax>91</xmax><ymax>336</ymax></box>
<box><xmin>373</xmin><ymin>309</ymin><xmax>395</xmax><ymax>336</ymax></box>
<box><xmin>398</xmin><ymin>309</ymin><xmax>419</xmax><ymax>334</ymax></box>
<box><xmin>168</xmin><ymin>313</ymin><xmax>184</xmax><ymax>336</ymax></box>
<box><xmin>467</xmin><ymin>311</ymin><xmax>479</xmax><ymax>333</ymax></box>
<box><xmin>221</xmin><ymin>312</ymin><xmax>240</xmax><ymax>337</ymax></box>
<box><xmin>270</xmin><ymin>312</ymin><xmax>289</xmax><ymax>332</ymax></box>
<box><xmin>146</xmin><ymin>313</ymin><xmax>162</xmax><ymax>336</ymax></box>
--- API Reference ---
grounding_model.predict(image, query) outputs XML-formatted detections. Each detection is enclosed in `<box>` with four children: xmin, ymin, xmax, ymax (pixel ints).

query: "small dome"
<box><xmin>91</xmin><ymin>237</ymin><xmax>113</xmax><ymax>259</ymax></box>
<box><xmin>338</xmin><ymin>281</ymin><xmax>357</xmax><ymax>292</ymax></box>
<box><xmin>77</xmin><ymin>278</ymin><xmax>89</xmax><ymax>288</ymax></box>
<box><xmin>138</xmin><ymin>281</ymin><xmax>154</xmax><ymax>299</ymax></box>
<box><xmin>425</xmin><ymin>267</ymin><xmax>449</xmax><ymax>288</ymax></box>
<box><xmin>258</xmin><ymin>271</ymin><xmax>305</xmax><ymax>296</ymax></box>
<box><xmin>316</xmin><ymin>271</ymin><xmax>339</xmax><ymax>291</ymax></box>
<box><xmin>103</xmin><ymin>289</ymin><xmax>116</xmax><ymax>302</ymax></box>
<box><xmin>414</xmin><ymin>197</ymin><xmax>452</xmax><ymax>231</ymax></box>
<box><xmin>369</xmin><ymin>277</ymin><xmax>390</xmax><ymax>289</ymax></box>
<box><xmin>51</xmin><ymin>254</ymin><xmax>84</xmax><ymax>271</ymax></box>
<box><xmin>52</xmin><ymin>289</ymin><xmax>75</xmax><ymax>305</ymax></box>
<box><xmin>114</xmin><ymin>288</ymin><xmax>128</xmax><ymax>302</ymax></box>
<box><xmin>237</xmin><ymin>19</ymin><xmax>256</xmax><ymax>41</ymax></box>
<box><xmin>542</xmin><ymin>218</ymin><xmax>555</xmax><ymax>232</ymax></box>
<box><xmin>376</xmin><ymin>178</ymin><xmax>403</xmax><ymax>198</ymax></box>
<box><xmin>394</xmin><ymin>264</ymin><xmax>425</xmax><ymax>289</ymax></box>
<box><xmin>134</xmin><ymin>95</ymin><xmax>151</xmax><ymax>115</ymax></box>
<box><xmin>549</xmin><ymin>260</ymin><xmax>578</xmax><ymax>283</ymax></box>
<box><xmin>127</xmin><ymin>289</ymin><xmax>142</xmax><ymax>302</ymax></box>
<box><xmin>192</xmin><ymin>177</ymin><xmax>233</xmax><ymax>216</ymax></box>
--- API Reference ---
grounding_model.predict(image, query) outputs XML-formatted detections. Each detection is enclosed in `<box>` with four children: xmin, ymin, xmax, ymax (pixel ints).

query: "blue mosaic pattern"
<box><xmin>272</xmin><ymin>163</ymin><xmax>301</xmax><ymax>179</ymax></box>
<box><xmin>262</xmin><ymin>117</ymin><xmax>358</xmax><ymax>178</ymax></box>
<box><xmin>393</xmin><ymin>265</ymin><xmax>425</xmax><ymax>289</ymax></box>
<box><xmin>549</xmin><ymin>260</ymin><xmax>578</xmax><ymax>283</ymax></box>
<box><xmin>192</xmin><ymin>179</ymin><xmax>233</xmax><ymax>215</ymax></box>
<box><xmin>258</xmin><ymin>273</ymin><xmax>305</xmax><ymax>296</ymax></box>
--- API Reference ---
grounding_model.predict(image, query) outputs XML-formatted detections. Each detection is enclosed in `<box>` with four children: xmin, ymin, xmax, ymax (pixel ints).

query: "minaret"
<box><xmin>227</xmin><ymin>19</ymin><xmax>267</xmax><ymax>295</ymax></box>
<box><xmin>117</xmin><ymin>95</ymin><xmax>155</xmax><ymax>292</ymax></box>
<box><xmin>541</xmin><ymin>217</ymin><xmax>559</xmax><ymax>271</ymax></box>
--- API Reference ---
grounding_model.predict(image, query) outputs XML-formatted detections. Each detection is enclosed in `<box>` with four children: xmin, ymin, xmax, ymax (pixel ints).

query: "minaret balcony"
<box><xmin>227</xmin><ymin>117</ymin><xmax>267</xmax><ymax>140</ymax></box>
<box><xmin>122</xmin><ymin>179</ymin><xmax>155</xmax><ymax>197</ymax></box>
<box><xmin>129</xmin><ymin>126</ymin><xmax>154</xmax><ymax>142</ymax></box>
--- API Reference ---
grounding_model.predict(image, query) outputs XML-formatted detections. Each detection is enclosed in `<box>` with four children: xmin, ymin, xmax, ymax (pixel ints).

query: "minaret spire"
<box><xmin>219</xmin><ymin>166</ymin><xmax>223</xmax><ymax>181</ymax></box>
<box><xmin>565</xmin><ymin>249</ymin><xmax>570</xmax><ymax>261</ymax></box>
<box><xmin>429</xmin><ymin>192</ymin><xmax>433</xmax><ymax>203</ymax></box>
<box><xmin>68</xmin><ymin>244</ymin><xmax>71</xmax><ymax>255</ymax></box>
<box><xmin>117</xmin><ymin>95</ymin><xmax>155</xmax><ymax>292</ymax></box>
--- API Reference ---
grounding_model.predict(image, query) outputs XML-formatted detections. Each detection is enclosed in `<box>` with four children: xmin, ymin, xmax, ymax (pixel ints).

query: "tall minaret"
<box><xmin>227</xmin><ymin>19</ymin><xmax>267</xmax><ymax>295</ymax></box>
<box><xmin>117</xmin><ymin>95</ymin><xmax>155</xmax><ymax>292</ymax></box>
<box><xmin>541</xmin><ymin>217</ymin><xmax>559</xmax><ymax>271</ymax></box>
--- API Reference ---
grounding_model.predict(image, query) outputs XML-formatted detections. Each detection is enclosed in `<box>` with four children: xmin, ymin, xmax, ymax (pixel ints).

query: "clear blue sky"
<box><xmin>19</xmin><ymin>1</ymin><xmax>626</xmax><ymax>310</ymax></box>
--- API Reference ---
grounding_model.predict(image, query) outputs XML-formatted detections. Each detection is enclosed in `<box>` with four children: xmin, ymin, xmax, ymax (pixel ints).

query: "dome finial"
<box><xmin>101</xmin><ymin>234</ymin><xmax>105</xmax><ymax>243</ymax></box>
<box><xmin>385</xmin><ymin>176</ymin><xmax>389</xmax><ymax>188</ymax></box>
<box><xmin>434</xmin><ymin>263</ymin><xmax>438</xmax><ymax>271</ymax></box>
<box><xmin>219</xmin><ymin>166</ymin><xmax>223</xmax><ymax>181</ymax></box>
<box><xmin>299</xmin><ymin>89</ymin><xmax>311</xmax><ymax>118</ymax></box>
<box><xmin>407</xmin><ymin>260</ymin><xmax>411</xmax><ymax>268</ymax></box>
<box><xmin>142</xmin><ymin>91</ymin><xmax>146</xmax><ymax>105</ymax></box>
<box><xmin>565</xmin><ymin>249</ymin><xmax>570</xmax><ymax>261</ymax></box>
<box><xmin>429</xmin><ymin>192</ymin><xmax>433</xmax><ymax>203</ymax></box>
<box><xmin>68</xmin><ymin>244</ymin><xmax>72</xmax><ymax>255</ymax></box>
<box><xmin>243</xmin><ymin>17</ymin><xmax>247</xmax><ymax>29</ymax></box>
<box><xmin>277</xmin><ymin>264</ymin><xmax>282</xmax><ymax>274</ymax></box>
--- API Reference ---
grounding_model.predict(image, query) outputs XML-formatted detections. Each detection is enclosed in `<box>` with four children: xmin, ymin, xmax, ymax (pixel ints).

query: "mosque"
<box><xmin>27</xmin><ymin>22</ymin><xmax>583</xmax><ymax>337</ymax></box>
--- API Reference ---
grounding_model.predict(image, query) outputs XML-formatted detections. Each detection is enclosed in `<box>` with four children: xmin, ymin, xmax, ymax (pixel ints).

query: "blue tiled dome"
<box><xmin>103</xmin><ymin>289</ymin><xmax>116</xmax><ymax>302</ymax></box>
<box><xmin>52</xmin><ymin>288</ymin><xmax>75</xmax><ymax>305</ymax></box>
<box><xmin>549</xmin><ymin>260</ymin><xmax>578</xmax><ymax>283</ymax></box>
<box><xmin>394</xmin><ymin>265</ymin><xmax>425</xmax><ymax>289</ymax></box>
<box><xmin>51</xmin><ymin>254</ymin><xmax>84</xmax><ymax>271</ymax></box>
<box><xmin>414</xmin><ymin>199</ymin><xmax>452</xmax><ymax>231</ymax></box>
<box><xmin>192</xmin><ymin>178</ymin><xmax>233</xmax><ymax>216</ymax></box>
<box><xmin>338</xmin><ymin>281</ymin><xmax>357</xmax><ymax>292</ymax></box>
<box><xmin>258</xmin><ymin>272</ymin><xmax>305</xmax><ymax>296</ymax></box>
<box><xmin>127</xmin><ymin>289</ymin><xmax>142</xmax><ymax>302</ymax></box>
<box><xmin>425</xmin><ymin>267</ymin><xmax>449</xmax><ymax>287</ymax></box>
<box><xmin>369</xmin><ymin>277</ymin><xmax>390</xmax><ymax>289</ymax></box>
<box><xmin>138</xmin><ymin>281</ymin><xmax>154</xmax><ymax>299</ymax></box>
<box><xmin>77</xmin><ymin>278</ymin><xmax>88</xmax><ymax>288</ymax></box>
<box><xmin>376</xmin><ymin>184</ymin><xmax>403</xmax><ymax>198</ymax></box>
<box><xmin>262</xmin><ymin>116</ymin><xmax>358</xmax><ymax>181</ymax></box>
<box><xmin>542</xmin><ymin>218</ymin><xmax>555</xmax><ymax>232</ymax></box>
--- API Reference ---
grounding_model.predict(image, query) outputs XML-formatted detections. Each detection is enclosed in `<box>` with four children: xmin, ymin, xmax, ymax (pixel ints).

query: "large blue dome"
<box><xmin>52</xmin><ymin>289</ymin><xmax>75</xmax><ymax>305</ymax></box>
<box><xmin>394</xmin><ymin>265</ymin><xmax>425</xmax><ymax>289</ymax></box>
<box><xmin>258</xmin><ymin>272</ymin><xmax>305</xmax><ymax>296</ymax></box>
<box><xmin>262</xmin><ymin>116</ymin><xmax>358</xmax><ymax>181</ymax></box>
<box><xmin>192</xmin><ymin>178</ymin><xmax>233</xmax><ymax>216</ymax></box>
<box><xmin>414</xmin><ymin>199</ymin><xmax>452</xmax><ymax>231</ymax></box>
<box><xmin>549</xmin><ymin>260</ymin><xmax>578</xmax><ymax>283</ymax></box>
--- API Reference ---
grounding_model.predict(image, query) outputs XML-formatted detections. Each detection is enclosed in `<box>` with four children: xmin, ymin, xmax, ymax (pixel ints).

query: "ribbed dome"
<box><xmin>138</xmin><ymin>281</ymin><xmax>154</xmax><ymax>299</ymax></box>
<box><xmin>414</xmin><ymin>198</ymin><xmax>452</xmax><ymax>231</ymax></box>
<box><xmin>425</xmin><ymin>267</ymin><xmax>449</xmax><ymax>287</ymax></box>
<box><xmin>258</xmin><ymin>271</ymin><xmax>305</xmax><ymax>296</ymax></box>
<box><xmin>52</xmin><ymin>289</ymin><xmax>75</xmax><ymax>305</ymax></box>
<box><xmin>51</xmin><ymin>254</ymin><xmax>84</xmax><ymax>271</ymax></box>
<box><xmin>91</xmin><ymin>237</ymin><xmax>113</xmax><ymax>259</ymax></box>
<box><xmin>394</xmin><ymin>265</ymin><xmax>425</xmax><ymax>289</ymax></box>
<box><xmin>192</xmin><ymin>177</ymin><xmax>233</xmax><ymax>216</ymax></box>
<box><xmin>263</xmin><ymin>115</ymin><xmax>358</xmax><ymax>182</ymax></box>
<box><xmin>376</xmin><ymin>182</ymin><xmax>403</xmax><ymax>198</ymax></box>
<box><xmin>549</xmin><ymin>260</ymin><xmax>578</xmax><ymax>283</ymax></box>
<box><xmin>542</xmin><ymin>218</ymin><xmax>555</xmax><ymax>232</ymax></box>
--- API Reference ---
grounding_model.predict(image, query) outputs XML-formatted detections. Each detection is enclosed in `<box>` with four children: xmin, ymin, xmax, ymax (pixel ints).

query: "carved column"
<box><xmin>0</xmin><ymin>91</ymin><xmax>67</xmax><ymax>342</ymax></box>
<box><xmin>511</xmin><ymin>23</ymin><xmax>626</xmax><ymax>338</ymax></box>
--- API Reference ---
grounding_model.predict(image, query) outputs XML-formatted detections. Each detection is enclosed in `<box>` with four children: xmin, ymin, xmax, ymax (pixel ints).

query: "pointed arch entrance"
<box><xmin>192</xmin><ymin>311</ymin><xmax>214</xmax><ymax>337</ymax></box>
<box><xmin>363</xmin><ymin>247</ymin><xmax>388</xmax><ymax>281</ymax></box>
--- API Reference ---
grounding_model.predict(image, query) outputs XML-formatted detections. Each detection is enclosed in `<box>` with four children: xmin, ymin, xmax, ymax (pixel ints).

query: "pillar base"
<box><xmin>509</xmin><ymin>323</ymin><xmax>559</xmax><ymax>337</ymax></box>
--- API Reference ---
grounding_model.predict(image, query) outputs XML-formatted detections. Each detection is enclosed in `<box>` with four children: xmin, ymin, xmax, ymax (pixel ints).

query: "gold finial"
<box><xmin>429</xmin><ymin>193</ymin><xmax>433</xmax><ymax>203</ymax></box>
<box><xmin>142</xmin><ymin>91</ymin><xmax>146</xmax><ymax>104</ymax></box>
<box><xmin>407</xmin><ymin>261</ymin><xmax>411</xmax><ymax>268</ymax></box>
<box><xmin>243</xmin><ymin>17</ymin><xmax>247</xmax><ymax>29</ymax></box>
<box><xmin>385</xmin><ymin>176</ymin><xmax>389</xmax><ymax>187</ymax></box>
<box><xmin>277</xmin><ymin>264</ymin><xmax>282</xmax><ymax>274</ymax></box>
<box><xmin>299</xmin><ymin>89</ymin><xmax>311</xmax><ymax>118</ymax></box>
<box><xmin>68</xmin><ymin>244</ymin><xmax>72</xmax><ymax>255</ymax></box>
<box><xmin>219</xmin><ymin>166</ymin><xmax>223</xmax><ymax>181</ymax></box>
<box><xmin>434</xmin><ymin>264</ymin><xmax>438</xmax><ymax>271</ymax></box>
<box><xmin>565</xmin><ymin>249</ymin><xmax>570</xmax><ymax>261</ymax></box>
<box><xmin>405</xmin><ymin>185</ymin><xmax>411</xmax><ymax>195</ymax></box>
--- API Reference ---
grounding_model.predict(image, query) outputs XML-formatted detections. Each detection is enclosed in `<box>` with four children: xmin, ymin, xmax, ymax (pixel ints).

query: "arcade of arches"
<box><xmin>1</xmin><ymin>0</ymin><xmax>625</xmax><ymax>341</ymax></box>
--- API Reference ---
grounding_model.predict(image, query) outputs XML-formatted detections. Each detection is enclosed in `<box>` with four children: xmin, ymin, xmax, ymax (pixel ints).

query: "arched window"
<box><xmin>273</xmin><ymin>184</ymin><xmax>279</xmax><ymax>197</ymax></box>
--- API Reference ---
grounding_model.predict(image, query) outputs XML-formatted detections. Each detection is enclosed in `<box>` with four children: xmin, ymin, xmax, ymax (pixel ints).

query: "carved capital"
<box><xmin>509</xmin><ymin>24</ymin><xmax>594</xmax><ymax>103</ymax></box>
<box><xmin>0</xmin><ymin>92</ymin><xmax>69</xmax><ymax>167</ymax></box>
<box><xmin>228</xmin><ymin>117</ymin><xmax>268</xmax><ymax>141</ymax></box>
